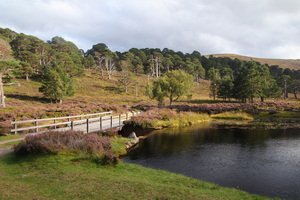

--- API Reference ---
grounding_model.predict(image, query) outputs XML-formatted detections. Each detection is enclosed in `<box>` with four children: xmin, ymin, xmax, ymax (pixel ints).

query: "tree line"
<box><xmin>0</xmin><ymin>27</ymin><xmax>300</xmax><ymax>107</ymax></box>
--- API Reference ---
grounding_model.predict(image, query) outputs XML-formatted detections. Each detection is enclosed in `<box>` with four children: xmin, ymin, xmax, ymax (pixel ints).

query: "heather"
<box><xmin>14</xmin><ymin>130</ymin><xmax>118</xmax><ymax>165</ymax></box>
<box><xmin>0</xmin><ymin>99</ymin><xmax>130</xmax><ymax>135</ymax></box>
<box><xmin>124</xmin><ymin>108</ymin><xmax>211</xmax><ymax>128</ymax></box>
<box><xmin>166</xmin><ymin>102</ymin><xmax>300</xmax><ymax>115</ymax></box>
<box><xmin>0</xmin><ymin>72</ymin><xmax>153</xmax><ymax>135</ymax></box>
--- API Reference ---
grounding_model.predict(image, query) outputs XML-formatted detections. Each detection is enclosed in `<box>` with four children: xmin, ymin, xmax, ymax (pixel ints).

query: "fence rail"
<box><xmin>10</xmin><ymin>111</ymin><xmax>141</xmax><ymax>134</ymax></box>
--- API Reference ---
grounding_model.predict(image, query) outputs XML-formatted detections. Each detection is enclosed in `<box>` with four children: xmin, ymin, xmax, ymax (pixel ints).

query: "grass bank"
<box><xmin>0</xmin><ymin>152</ymin><xmax>275</xmax><ymax>200</ymax></box>
<box><xmin>211</xmin><ymin>111</ymin><xmax>254</xmax><ymax>120</ymax></box>
<box><xmin>124</xmin><ymin>108</ymin><xmax>211</xmax><ymax>129</ymax></box>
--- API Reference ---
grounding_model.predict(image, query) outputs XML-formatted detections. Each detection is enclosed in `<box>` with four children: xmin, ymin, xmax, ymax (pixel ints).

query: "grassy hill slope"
<box><xmin>207</xmin><ymin>54</ymin><xmax>300</xmax><ymax>70</ymax></box>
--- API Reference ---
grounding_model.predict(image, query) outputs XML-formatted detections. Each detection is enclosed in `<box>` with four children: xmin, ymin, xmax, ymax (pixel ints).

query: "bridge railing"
<box><xmin>10</xmin><ymin>111</ymin><xmax>141</xmax><ymax>134</ymax></box>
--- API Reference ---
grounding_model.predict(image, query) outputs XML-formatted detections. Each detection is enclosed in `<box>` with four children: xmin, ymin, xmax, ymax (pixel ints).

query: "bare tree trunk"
<box><xmin>95</xmin><ymin>56</ymin><xmax>105</xmax><ymax>79</ymax></box>
<box><xmin>105</xmin><ymin>58</ymin><xmax>115</xmax><ymax>79</ymax></box>
<box><xmin>293</xmin><ymin>90</ymin><xmax>298</xmax><ymax>99</ymax></box>
<box><xmin>0</xmin><ymin>75</ymin><xmax>5</xmax><ymax>108</ymax></box>
<box><xmin>155</xmin><ymin>57</ymin><xmax>159</xmax><ymax>78</ymax></box>
<box><xmin>284</xmin><ymin>79</ymin><xmax>288</xmax><ymax>99</ymax></box>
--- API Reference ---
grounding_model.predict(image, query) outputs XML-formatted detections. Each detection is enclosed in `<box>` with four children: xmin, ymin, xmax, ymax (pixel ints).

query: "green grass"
<box><xmin>211</xmin><ymin>112</ymin><xmax>254</xmax><ymax>120</ymax></box>
<box><xmin>110</xmin><ymin>136</ymin><xmax>131</xmax><ymax>157</ymax></box>
<box><xmin>0</xmin><ymin>134</ymin><xmax>24</xmax><ymax>142</ymax></box>
<box><xmin>126</xmin><ymin>109</ymin><xmax>212</xmax><ymax>129</ymax></box>
<box><xmin>0</xmin><ymin>152</ymin><xmax>276</xmax><ymax>200</ymax></box>
<box><xmin>257</xmin><ymin>111</ymin><xmax>300</xmax><ymax>118</ymax></box>
<box><xmin>0</xmin><ymin>140</ymin><xmax>21</xmax><ymax>150</ymax></box>
<box><xmin>154</xmin><ymin>112</ymin><xmax>211</xmax><ymax>128</ymax></box>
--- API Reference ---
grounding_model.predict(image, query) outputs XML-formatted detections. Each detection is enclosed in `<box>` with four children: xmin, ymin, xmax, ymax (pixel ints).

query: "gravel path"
<box><xmin>0</xmin><ymin>137</ymin><xmax>24</xmax><ymax>145</ymax></box>
<box><xmin>0</xmin><ymin>137</ymin><xmax>24</xmax><ymax>157</ymax></box>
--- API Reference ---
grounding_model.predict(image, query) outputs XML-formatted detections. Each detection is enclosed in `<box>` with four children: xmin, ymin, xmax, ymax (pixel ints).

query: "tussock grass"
<box><xmin>125</xmin><ymin>108</ymin><xmax>211</xmax><ymax>128</ymax></box>
<box><xmin>211</xmin><ymin>111</ymin><xmax>254</xmax><ymax>120</ymax></box>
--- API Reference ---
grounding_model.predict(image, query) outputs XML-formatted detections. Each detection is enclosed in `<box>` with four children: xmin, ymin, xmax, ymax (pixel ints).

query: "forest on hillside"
<box><xmin>1</xmin><ymin>27</ymin><xmax>300</xmax><ymax>107</ymax></box>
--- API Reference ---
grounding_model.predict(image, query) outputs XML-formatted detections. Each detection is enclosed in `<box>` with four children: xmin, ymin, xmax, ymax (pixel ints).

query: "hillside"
<box><xmin>207</xmin><ymin>54</ymin><xmax>300</xmax><ymax>70</ymax></box>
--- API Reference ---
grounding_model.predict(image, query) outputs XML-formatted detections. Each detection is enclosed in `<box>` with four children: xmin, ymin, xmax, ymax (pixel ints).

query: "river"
<box><xmin>123</xmin><ymin>120</ymin><xmax>300</xmax><ymax>199</ymax></box>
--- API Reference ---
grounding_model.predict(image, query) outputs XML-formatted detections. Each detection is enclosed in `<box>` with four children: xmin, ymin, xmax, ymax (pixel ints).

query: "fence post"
<box><xmin>35</xmin><ymin>119</ymin><xmax>39</xmax><ymax>133</ymax></box>
<box><xmin>54</xmin><ymin>118</ymin><xmax>57</xmax><ymax>129</ymax></box>
<box><xmin>132</xmin><ymin>111</ymin><xmax>134</xmax><ymax>117</ymax></box>
<box><xmin>100</xmin><ymin>116</ymin><xmax>103</xmax><ymax>130</ymax></box>
<box><xmin>119</xmin><ymin>114</ymin><xmax>121</xmax><ymax>127</ymax></box>
<box><xmin>126</xmin><ymin>113</ymin><xmax>128</xmax><ymax>120</ymax></box>
<box><xmin>71</xmin><ymin>121</ymin><xmax>74</xmax><ymax>130</ymax></box>
<box><xmin>110</xmin><ymin>116</ymin><xmax>113</xmax><ymax>128</ymax></box>
<box><xmin>14</xmin><ymin>120</ymin><xmax>17</xmax><ymax>134</ymax></box>
<box><xmin>86</xmin><ymin>118</ymin><xmax>89</xmax><ymax>133</ymax></box>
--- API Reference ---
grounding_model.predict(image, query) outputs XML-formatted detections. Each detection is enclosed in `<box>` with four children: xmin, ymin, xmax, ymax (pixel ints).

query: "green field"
<box><xmin>0</xmin><ymin>152</ymin><xmax>275</xmax><ymax>200</ymax></box>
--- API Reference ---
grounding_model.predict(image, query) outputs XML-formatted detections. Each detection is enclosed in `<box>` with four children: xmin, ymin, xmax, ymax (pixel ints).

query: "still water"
<box><xmin>124</xmin><ymin>121</ymin><xmax>300</xmax><ymax>199</ymax></box>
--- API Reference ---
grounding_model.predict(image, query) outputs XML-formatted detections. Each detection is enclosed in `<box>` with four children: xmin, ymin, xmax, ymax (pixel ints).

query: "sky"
<box><xmin>1</xmin><ymin>0</ymin><xmax>300</xmax><ymax>59</ymax></box>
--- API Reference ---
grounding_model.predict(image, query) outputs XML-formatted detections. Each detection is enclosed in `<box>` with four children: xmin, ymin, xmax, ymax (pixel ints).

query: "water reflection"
<box><xmin>124</xmin><ymin>122</ymin><xmax>300</xmax><ymax>199</ymax></box>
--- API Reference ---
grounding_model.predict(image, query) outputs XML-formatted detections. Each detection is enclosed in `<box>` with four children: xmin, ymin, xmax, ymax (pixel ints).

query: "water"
<box><xmin>124</xmin><ymin>121</ymin><xmax>300</xmax><ymax>199</ymax></box>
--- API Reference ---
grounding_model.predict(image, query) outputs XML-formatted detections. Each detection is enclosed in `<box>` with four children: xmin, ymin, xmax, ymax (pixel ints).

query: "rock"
<box><xmin>128</xmin><ymin>132</ymin><xmax>138</xmax><ymax>140</ymax></box>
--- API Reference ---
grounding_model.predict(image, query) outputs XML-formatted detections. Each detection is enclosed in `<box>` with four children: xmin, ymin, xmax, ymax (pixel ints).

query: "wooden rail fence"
<box><xmin>11</xmin><ymin>111</ymin><xmax>141</xmax><ymax>134</ymax></box>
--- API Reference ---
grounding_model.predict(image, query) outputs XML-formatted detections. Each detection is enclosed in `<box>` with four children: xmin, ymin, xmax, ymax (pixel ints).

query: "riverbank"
<box><xmin>0</xmin><ymin>151</ymin><xmax>274</xmax><ymax>200</ymax></box>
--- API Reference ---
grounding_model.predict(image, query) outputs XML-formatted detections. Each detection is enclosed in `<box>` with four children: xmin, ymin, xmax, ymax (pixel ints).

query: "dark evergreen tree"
<box><xmin>39</xmin><ymin>65</ymin><xmax>74</xmax><ymax>104</ymax></box>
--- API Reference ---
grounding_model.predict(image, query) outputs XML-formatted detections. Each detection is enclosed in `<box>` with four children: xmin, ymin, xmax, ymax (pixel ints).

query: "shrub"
<box><xmin>13</xmin><ymin>130</ymin><xmax>118</xmax><ymax>165</ymax></box>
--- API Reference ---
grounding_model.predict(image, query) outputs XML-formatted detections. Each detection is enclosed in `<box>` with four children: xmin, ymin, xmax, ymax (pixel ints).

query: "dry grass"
<box><xmin>211</xmin><ymin>111</ymin><xmax>254</xmax><ymax>120</ymax></box>
<box><xmin>208</xmin><ymin>54</ymin><xmax>300</xmax><ymax>70</ymax></box>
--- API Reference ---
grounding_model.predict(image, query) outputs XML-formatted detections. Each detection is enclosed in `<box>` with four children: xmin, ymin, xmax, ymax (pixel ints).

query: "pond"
<box><xmin>123</xmin><ymin>120</ymin><xmax>300</xmax><ymax>200</ymax></box>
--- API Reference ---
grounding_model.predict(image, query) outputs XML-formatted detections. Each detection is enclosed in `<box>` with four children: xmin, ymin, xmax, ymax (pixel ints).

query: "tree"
<box><xmin>19</xmin><ymin>62</ymin><xmax>34</xmax><ymax>81</ymax></box>
<box><xmin>232</xmin><ymin>61</ymin><xmax>279</xmax><ymax>102</ymax></box>
<box><xmin>86</xmin><ymin>43</ymin><xmax>116</xmax><ymax>79</ymax></box>
<box><xmin>289</xmin><ymin>79</ymin><xmax>300</xmax><ymax>99</ymax></box>
<box><xmin>118</xmin><ymin>70</ymin><xmax>134</xmax><ymax>93</ymax></box>
<box><xmin>149</xmin><ymin>52</ymin><xmax>163</xmax><ymax>77</ymax></box>
<box><xmin>147</xmin><ymin>70</ymin><xmax>193</xmax><ymax>106</ymax></box>
<box><xmin>193</xmin><ymin>59</ymin><xmax>205</xmax><ymax>84</ymax></box>
<box><xmin>281</xmin><ymin>75</ymin><xmax>291</xmax><ymax>99</ymax></box>
<box><xmin>39</xmin><ymin>65</ymin><xmax>74</xmax><ymax>104</ymax></box>
<box><xmin>18</xmin><ymin>51</ymin><xmax>39</xmax><ymax>74</ymax></box>
<box><xmin>217</xmin><ymin>79</ymin><xmax>234</xmax><ymax>101</ymax></box>
<box><xmin>208</xmin><ymin>67</ymin><xmax>220</xmax><ymax>100</ymax></box>
<box><xmin>82</xmin><ymin>54</ymin><xmax>95</xmax><ymax>69</ymax></box>
<box><xmin>0</xmin><ymin>38</ymin><xmax>14</xmax><ymax>60</ymax></box>
<box><xmin>0</xmin><ymin>60</ymin><xmax>21</xmax><ymax>107</ymax></box>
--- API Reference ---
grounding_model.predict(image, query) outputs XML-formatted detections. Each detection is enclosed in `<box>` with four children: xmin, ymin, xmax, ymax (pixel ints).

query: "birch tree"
<box><xmin>0</xmin><ymin>60</ymin><xmax>21</xmax><ymax>107</ymax></box>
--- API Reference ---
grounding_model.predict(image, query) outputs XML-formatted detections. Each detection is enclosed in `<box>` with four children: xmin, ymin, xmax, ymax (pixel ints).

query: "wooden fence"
<box><xmin>11</xmin><ymin>111</ymin><xmax>141</xmax><ymax>134</ymax></box>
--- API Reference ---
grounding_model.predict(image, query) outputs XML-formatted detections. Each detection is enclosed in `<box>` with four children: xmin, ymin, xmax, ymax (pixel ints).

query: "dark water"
<box><xmin>123</xmin><ymin>122</ymin><xmax>300</xmax><ymax>200</ymax></box>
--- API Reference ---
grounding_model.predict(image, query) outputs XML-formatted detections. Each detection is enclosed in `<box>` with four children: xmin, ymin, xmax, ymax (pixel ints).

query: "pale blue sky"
<box><xmin>1</xmin><ymin>0</ymin><xmax>300</xmax><ymax>59</ymax></box>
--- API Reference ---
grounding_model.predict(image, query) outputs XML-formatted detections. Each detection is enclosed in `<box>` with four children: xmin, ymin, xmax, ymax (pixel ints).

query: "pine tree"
<box><xmin>39</xmin><ymin>65</ymin><xmax>74</xmax><ymax>104</ymax></box>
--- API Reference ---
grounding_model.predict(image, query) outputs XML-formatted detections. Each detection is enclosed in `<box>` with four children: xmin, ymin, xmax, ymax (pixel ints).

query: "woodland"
<box><xmin>1</xmin><ymin>27</ymin><xmax>300</xmax><ymax>107</ymax></box>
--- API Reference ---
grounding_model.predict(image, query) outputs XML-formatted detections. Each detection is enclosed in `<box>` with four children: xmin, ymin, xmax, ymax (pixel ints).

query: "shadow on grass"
<box><xmin>6</xmin><ymin>94</ymin><xmax>50</xmax><ymax>103</ymax></box>
<box><xmin>1</xmin><ymin>151</ymin><xmax>41</xmax><ymax>165</ymax></box>
<box><xmin>103</xmin><ymin>86</ymin><xmax>123</xmax><ymax>94</ymax></box>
